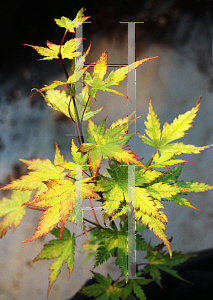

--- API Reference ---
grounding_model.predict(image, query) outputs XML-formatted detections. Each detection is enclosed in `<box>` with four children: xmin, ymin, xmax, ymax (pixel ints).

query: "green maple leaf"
<box><xmin>145</xmin><ymin>182</ymin><xmax>183</xmax><ymax>201</ymax></box>
<box><xmin>80</xmin><ymin>226</ymin><xmax>103</xmax><ymax>264</ymax></box>
<box><xmin>135</xmin><ymin>186</ymin><xmax>166</xmax><ymax>219</ymax></box>
<box><xmin>81</xmin><ymin>271</ymin><xmax>123</xmax><ymax>300</ymax></box>
<box><xmin>93</xmin><ymin>224</ymin><xmax>128</xmax><ymax>277</ymax></box>
<box><xmin>39</xmin><ymin>86</ymin><xmax>103</xmax><ymax>123</ymax></box>
<box><xmin>31</xmin><ymin>227</ymin><xmax>75</xmax><ymax>298</ymax></box>
<box><xmin>144</xmin><ymin>246</ymin><xmax>195</xmax><ymax>287</ymax></box>
<box><xmin>79</xmin><ymin>113</ymin><xmax>144</xmax><ymax>177</ymax></box>
<box><xmin>171</xmin><ymin>180</ymin><xmax>213</xmax><ymax>209</ymax></box>
<box><xmin>135</xmin><ymin>231</ymin><xmax>148</xmax><ymax>252</ymax></box>
<box><xmin>71</xmin><ymin>138</ymin><xmax>88</xmax><ymax>165</ymax></box>
<box><xmin>96</xmin><ymin>159</ymin><xmax>178</xmax><ymax>256</ymax></box>
<box><xmin>95</xmin><ymin>160</ymin><xmax>129</xmax><ymax>216</ymax></box>
<box><xmin>135</xmin><ymin>181</ymin><xmax>192</xmax><ymax>257</ymax></box>
<box><xmin>136</xmin><ymin>209</ymin><xmax>171</xmax><ymax>256</ymax></box>
<box><xmin>152</xmin><ymin>165</ymin><xmax>213</xmax><ymax>209</ymax></box>
<box><xmin>92</xmin><ymin>220</ymin><xmax>146</xmax><ymax>278</ymax></box>
<box><xmin>150</xmin><ymin>165</ymin><xmax>198</xmax><ymax>209</ymax></box>
<box><xmin>138</xmin><ymin>99</ymin><xmax>213</xmax><ymax>167</ymax></box>
<box><xmin>97</xmin><ymin>160</ymin><xmax>164</xmax><ymax>218</ymax></box>
<box><xmin>85</xmin><ymin>56</ymin><xmax>159</xmax><ymax>99</ymax></box>
<box><xmin>57</xmin><ymin>140</ymin><xmax>89</xmax><ymax>178</ymax></box>
<box><xmin>54</xmin><ymin>8</ymin><xmax>91</xmax><ymax>33</ymax></box>
<box><xmin>0</xmin><ymin>190</ymin><xmax>32</xmax><ymax>238</ymax></box>
<box><xmin>82</xmin><ymin>271</ymin><xmax>152</xmax><ymax>300</ymax></box>
<box><xmin>151</xmin><ymin>152</ymin><xmax>192</xmax><ymax>168</ymax></box>
<box><xmin>135</xmin><ymin>168</ymin><xmax>163</xmax><ymax>186</ymax></box>
<box><xmin>152</xmin><ymin>164</ymin><xmax>183</xmax><ymax>184</ymax></box>
<box><xmin>181</xmin><ymin>180</ymin><xmax>213</xmax><ymax>192</ymax></box>
<box><xmin>24</xmin><ymin>38</ymin><xmax>82</xmax><ymax>61</ymax></box>
<box><xmin>29</xmin><ymin>41</ymin><xmax>91</xmax><ymax>94</ymax></box>
<box><xmin>122</xmin><ymin>277</ymin><xmax>153</xmax><ymax>300</ymax></box>
<box><xmin>0</xmin><ymin>143</ymin><xmax>67</xmax><ymax>194</ymax></box>
<box><xmin>81</xmin><ymin>222</ymin><xmax>147</xmax><ymax>268</ymax></box>
<box><xmin>135</xmin><ymin>183</ymin><xmax>177</xmax><ymax>256</ymax></box>
<box><xmin>58</xmin><ymin>139</ymin><xmax>89</xmax><ymax>176</ymax></box>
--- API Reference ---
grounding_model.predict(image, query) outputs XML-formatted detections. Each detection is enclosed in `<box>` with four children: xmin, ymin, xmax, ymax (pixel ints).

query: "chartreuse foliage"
<box><xmin>0</xmin><ymin>7</ymin><xmax>212</xmax><ymax>300</ymax></box>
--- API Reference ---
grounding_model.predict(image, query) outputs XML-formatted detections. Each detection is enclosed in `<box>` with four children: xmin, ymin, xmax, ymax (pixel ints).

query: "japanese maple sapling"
<box><xmin>0</xmin><ymin>8</ymin><xmax>213</xmax><ymax>300</ymax></box>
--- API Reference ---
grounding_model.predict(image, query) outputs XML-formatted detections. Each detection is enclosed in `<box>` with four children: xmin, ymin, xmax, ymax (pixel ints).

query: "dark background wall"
<box><xmin>1</xmin><ymin>0</ymin><xmax>213</xmax><ymax>80</ymax></box>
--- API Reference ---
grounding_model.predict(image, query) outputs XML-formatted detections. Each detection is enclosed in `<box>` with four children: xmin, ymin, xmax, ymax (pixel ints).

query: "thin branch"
<box><xmin>75</xmin><ymin>225</ymin><xmax>99</xmax><ymax>238</ymax></box>
<box><xmin>24</xmin><ymin>206</ymin><xmax>46</xmax><ymax>212</ymax></box>
<box><xmin>58</xmin><ymin>52</ymin><xmax>85</xmax><ymax>145</ymax></box>
<box><xmin>89</xmin><ymin>198</ymin><xmax>100</xmax><ymax>225</ymax></box>
<box><xmin>60</xmin><ymin>29</ymin><xmax>68</xmax><ymax>51</ymax></box>
<box><xmin>147</xmin><ymin>150</ymin><xmax>158</xmax><ymax>168</ymax></box>
<box><xmin>83</xmin><ymin>217</ymin><xmax>104</xmax><ymax>229</ymax></box>
<box><xmin>68</xmin><ymin>97</ymin><xmax>77</xmax><ymax>124</ymax></box>
<box><xmin>58</xmin><ymin>53</ymin><xmax>69</xmax><ymax>80</ymax></box>
<box><xmin>81</xmin><ymin>95</ymin><xmax>91</xmax><ymax>125</ymax></box>
<box><xmin>72</xmin><ymin>94</ymin><xmax>85</xmax><ymax>144</ymax></box>
<box><xmin>113</xmin><ymin>272</ymin><xmax>125</xmax><ymax>284</ymax></box>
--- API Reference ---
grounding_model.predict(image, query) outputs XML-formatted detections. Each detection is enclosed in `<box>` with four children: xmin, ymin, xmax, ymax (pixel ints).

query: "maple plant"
<box><xmin>0</xmin><ymin>8</ymin><xmax>213</xmax><ymax>300</ymax></box>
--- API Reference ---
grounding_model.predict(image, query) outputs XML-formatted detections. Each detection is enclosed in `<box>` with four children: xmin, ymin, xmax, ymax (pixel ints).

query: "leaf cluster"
<box><xmin>0</xmin><ymin>7</ymin><xmax>212</xmax><ymax>300</ymax></box>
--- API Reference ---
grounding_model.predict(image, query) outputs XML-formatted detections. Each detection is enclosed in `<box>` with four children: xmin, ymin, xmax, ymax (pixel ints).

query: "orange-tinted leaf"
<box><xmin>0</xmin><ymin>143</ymin><xmax>67</xmax><ymax>193</ymax></box>
<box><xmin>85</xmin><ymin>56</ymin><xmax>159</xmax><ymax>99</ymax></box>
<box><xmin>22</xmin><ymin>178</ymin><xmax>100</xmax><ymax>242</ymax></box>
<box><xmin>110</xmin><ymin>57</ymin><xmax>159</xmax><ymax>86</ymax></box>
<box><xmin>93</xmin><ymin>51</ymin><xmax>108</xmax><ymax>80</ymax></box>
<box><xmin>23</xmin><ymin>179</ymin><xmax>74</xmax><ymax>242</ymax></box>
<box><xmin>79</xmin><ymin>115</ymin><xmax>145</xmax><ymax>177</ymax></box>
<box><xmin>137</xmin><ymin>212</ymin><xmax>172</xmax><ymax>257</ymax></box>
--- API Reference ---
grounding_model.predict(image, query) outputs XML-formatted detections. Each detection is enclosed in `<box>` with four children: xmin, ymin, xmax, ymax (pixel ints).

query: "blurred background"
<box><xmin>0</xmin><ymin>0</ymin><xmax>213</xmax><ymax>299</ymax></box>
